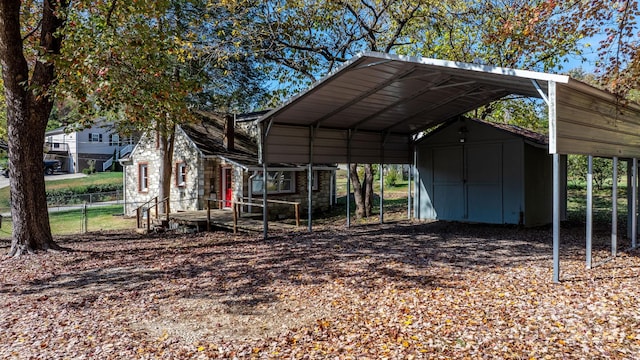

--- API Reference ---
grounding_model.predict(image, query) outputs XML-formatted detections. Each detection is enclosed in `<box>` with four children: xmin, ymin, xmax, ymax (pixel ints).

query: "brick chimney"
<box><xmin>223</xmin><ymin>114</ymin><xmax>234</xmax><ymax>151</ymax></box>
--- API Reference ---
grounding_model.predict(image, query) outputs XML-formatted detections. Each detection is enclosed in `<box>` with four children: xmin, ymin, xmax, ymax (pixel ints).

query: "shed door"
<box><xmin>465</xmin><ymin>144</ymin><xmax>502</xmax><ymax>223</ymax></box>
<box><xmin>432</xmin><ymin>147</ymin><xmax>465</xmax><ymax>221</ymax></box>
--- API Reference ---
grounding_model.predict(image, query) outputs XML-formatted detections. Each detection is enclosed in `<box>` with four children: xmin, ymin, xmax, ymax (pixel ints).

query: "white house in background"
<box><xmin>45</xmin><ymin>120</ymin><xmax>138</xmax><ymax>173</ymax></box>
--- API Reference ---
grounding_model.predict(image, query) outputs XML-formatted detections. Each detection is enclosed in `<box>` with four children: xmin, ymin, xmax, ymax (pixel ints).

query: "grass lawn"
<box><xmin>566</xmin><ymin>182</ymin><xmax>629</xmax><ymax>225</ymax></box>
<box><xmin>0</xmin><ymin>205</ymin><xmax>136</xmax><ymax>239</ymax></box>
<box><xmin>335</xmin><ymin>168</ymin><xmax>409</xmax><ymax>197</ymax></box>
<box><xmin>0</xmin><ymin>172</ymin><xmax>131</xmax><ymax>238</ymax></box>
<box><xmin>0</xmin><ymin>172</ymin><xmax>123</xmax><ymax>211</ymax></box>
<box><xmin>45</xmin><ymin>171</ymin><xmax>123</xmax><ymax>191</ymax></box>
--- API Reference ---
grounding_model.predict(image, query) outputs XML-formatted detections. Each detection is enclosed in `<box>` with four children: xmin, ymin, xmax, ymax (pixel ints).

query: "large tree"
<box><xmin>0</xmin><ymin>0</ymin><xmax>65</xmax><ymax>255</ymax></box>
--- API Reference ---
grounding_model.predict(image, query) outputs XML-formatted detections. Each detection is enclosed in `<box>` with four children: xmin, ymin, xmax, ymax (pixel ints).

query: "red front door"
<box><xmin>222</xmin><ymin>168</ymin><xmax>232</xmax><ymax>208</ymax></box>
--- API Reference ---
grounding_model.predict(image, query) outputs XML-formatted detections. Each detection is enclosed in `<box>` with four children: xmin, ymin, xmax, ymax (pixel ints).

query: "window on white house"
<box><xmin>251</xmin><ymin>171</ymin><xmax>295</xmax><ymax>194</ymax></box>
<box><xmin>138</xmin><ymin>164</ymin><xmax>149</xmax><ymax>192</ymax></box>
<box><xmin>89</xmin><ymin>133</ymin><xmax>102</xmax><ymax>142</ymax></box>
<box><xmin>176</xmin><ymin>162</ymin><xmax>187</xmax><ymax>187</ymax></box>
<box><xmin>109</xmin><ymin>134</ymin><xmax>120</xmax><ymax>146</ymax></box>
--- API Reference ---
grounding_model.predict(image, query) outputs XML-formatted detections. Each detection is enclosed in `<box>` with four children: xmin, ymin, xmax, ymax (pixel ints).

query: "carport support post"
<box><xmin>586</xmin><ymin>155</ymin><xmax>593</xmax><ymax>269</ymax></box>
<box><xmin>261</xmin><ymin>119</ymin><xmax>272</xmax><ymax>240</ymax></box>
<box><xmin>633</xmin><ymin>158</ymin><xmax>638</xmax><ymax>249</ymax></box>
<box><xmin>308</xmin><ymin>126</ymin><xmax>314</xmax><ymax>232</ymax></box>
<box><xmin>380</xmin><ymin>133</ymin><xmax>385</xmax><ymax>224</ymax></box>
<box><xmin>407</xmin><ymin>163</ymin><xmax>412</xmax><ymax>220</ymax></box>
<box><xmin>308</xmin><ymin>163</ymin><xmax>313</xmax><ymax>232</ymax></box>
<box><xmin>263</xmin><ymin>162</ymin><xmax>268</xmax><ymax>239</ymax></box>
<box><xmin>380</xmin><ymin>163</ymin><xmax>384</xmax><ymax>224</ymax></box>
<box><xmin>346</xmin><ymin>129</ymin><xmax>352</xmax><ymax>228</ymax></box>
<box><xmin>346</xmin><ymin>164</ymin><xmax>351</xmax><ymax>228</ymax></box>
<box><xmin>553</xmin><ymin>153</ymin><xmax>561</xmax><ymax>283</ymax></box>
<box><xmin>612</xmin><ymin>156</ymin><xmax>618</xmax><ymax>257</ymax></box>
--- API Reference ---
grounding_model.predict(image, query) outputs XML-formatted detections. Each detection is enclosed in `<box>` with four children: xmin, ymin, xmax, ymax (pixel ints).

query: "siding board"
<box><xmin>556</xmin><ymin>82</ymin><xmax>640</xmax><ymax>158</ymax></box>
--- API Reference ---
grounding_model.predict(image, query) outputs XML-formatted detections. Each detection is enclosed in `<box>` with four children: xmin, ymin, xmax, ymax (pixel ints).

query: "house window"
<box><xmin>138</xmin><ymin>163</ymin><xmax>149</xmax><ymax>192</ymax></box>
<box><xmin>251</xmin><ymin>171</ymin><xmax>295</xmax><ymax>194</ymax></box>
<box><xmin>176</xmin><ymin>162</ymin><xmax>187</xmax><ymax>187</ymax></box>
<box><xmin>89</xmin><ymin>133</ymin><xmax>102</xmax><ymax>142</ymax></box>
<box><xmin>109</xmin><ymin>134</ymin><xmax>120</xmax><ymax>146</ymax></box>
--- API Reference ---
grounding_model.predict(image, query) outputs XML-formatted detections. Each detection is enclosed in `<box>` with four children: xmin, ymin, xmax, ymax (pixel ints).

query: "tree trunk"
<box><xmin>363</xmin><ymin>164</ymin><xmax>374</xmax><ymax>217</ymax></box>
<box><xmin>0</xmin><ymin>0</ymin><xmax>65</xmax><ymax>256</ymax></box>
<box><xmin>348</xmin><ymin>164</ymin><xmax>365</xmax><ymax>218</ymax></box>
<box><xmin>348</xmin><ymin>164</ymin><xmax>375</xmax><ymax>218</ymax></box>
<box><xmin>158</xmin><ymin>124</ymin><xmax>176</xmax><ymax>215</ymax></box>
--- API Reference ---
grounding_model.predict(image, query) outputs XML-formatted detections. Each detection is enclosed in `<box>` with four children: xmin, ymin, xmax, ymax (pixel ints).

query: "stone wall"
<box><xmin>169</xmin><ymin>128</ymin><xmax>203</xmax><ymax>212</ymax></box>
<box><xmin>124</xmin><ymin>129</ymin><xmax>203</xmax><ymax>215</ymax></box>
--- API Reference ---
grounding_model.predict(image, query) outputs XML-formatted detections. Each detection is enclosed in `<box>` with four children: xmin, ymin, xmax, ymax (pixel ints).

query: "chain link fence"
<box><xmin>0</xmin><ymin>191</ymin><xmax>133</xmax><ymax>238</ymax></box>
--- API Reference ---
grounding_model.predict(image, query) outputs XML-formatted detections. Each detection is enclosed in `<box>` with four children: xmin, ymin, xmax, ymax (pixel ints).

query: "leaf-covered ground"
<box><xmin>1</xmin><ymin>221</ymin><xmax>639</xmax><ymax>359</ymax></box>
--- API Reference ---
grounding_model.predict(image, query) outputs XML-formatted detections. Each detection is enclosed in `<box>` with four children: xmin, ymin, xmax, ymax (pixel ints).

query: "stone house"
<box><xmin>121</xmin><ymin>110</ymin><xmax>336</xmax><ymax>218</ymax></box>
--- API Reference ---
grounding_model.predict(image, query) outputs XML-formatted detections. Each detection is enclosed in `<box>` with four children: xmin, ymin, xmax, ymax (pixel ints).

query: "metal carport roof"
<box><xmin>257</xmin><ymin>52</ymin><xmax>640</xmax><ymax>282</ymax></box>
<box><xmin>259</xmin><ymin>51</ymin><xmax>640</xmax><ymax>164</ymax></box>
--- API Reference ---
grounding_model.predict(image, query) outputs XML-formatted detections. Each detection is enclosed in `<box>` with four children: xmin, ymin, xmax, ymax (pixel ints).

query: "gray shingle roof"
<box><xmin>180</xmin><ymin>110</ymin><xmax>260</xmax><ymax>168</ymax></box>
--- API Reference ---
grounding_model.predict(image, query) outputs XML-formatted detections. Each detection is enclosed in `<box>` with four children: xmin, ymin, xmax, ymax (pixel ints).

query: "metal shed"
<box><xmin>415</xmin><ymin>117</ymin><xmax>553</xmax><ymax>226</ymax></box>
<box><xmin>259</xmin><ymin>52</ymin><xmax>640</xmax><ymax>282</ymax></box>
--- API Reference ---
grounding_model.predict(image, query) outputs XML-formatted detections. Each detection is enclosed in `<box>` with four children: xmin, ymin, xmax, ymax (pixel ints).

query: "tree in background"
<box><xmin>581</xmin><ymin>0</ymin><xmax>640</xmax><ymax>97</ymax></box>
<box><xmin>57</xmin><ymin>1</ymin><xmax>267</xmax><ymax>214</ymax></box>
<box><xmin>567</xmin><ymin>155</ymin><xmax>625</xmax><ymax>190</ymax></box>
<box><xmin>235</xmin><ymin>0</ymin><xmax>434</xmax><ymax>218</ymax></box>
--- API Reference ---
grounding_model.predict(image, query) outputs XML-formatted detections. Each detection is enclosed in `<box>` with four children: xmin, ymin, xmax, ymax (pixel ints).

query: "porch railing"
<box><xmin>134</xmin><ymin>196</ymin><xmax>170</xmax><ymax>232</ymax></box>
<box><xmin>206</xmin><ymin>197</ymin><xmax>300</xmax><ymax>233</ymax></box>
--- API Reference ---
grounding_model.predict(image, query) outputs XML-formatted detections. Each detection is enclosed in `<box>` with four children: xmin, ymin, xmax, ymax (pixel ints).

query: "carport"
<box><xmin>258</xmin><ymin>51</ymin><xmax>640</xmax><ymax>282</ymax></box>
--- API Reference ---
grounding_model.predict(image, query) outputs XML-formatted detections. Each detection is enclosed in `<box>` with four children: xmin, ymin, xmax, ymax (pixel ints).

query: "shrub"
<box><xmin>385</xmin><ymin>167</ymin><xmax>400</xmax><ymax>187</ymax></box>
<box><xmin>87</xmin><ymin>159</ymin><xmax>96</xmax><ymax>174</ymax></box>
<box><xmin>46</xmin><ymin>183</ymin><xmax>123</xmax><ymax>205</ymax></box>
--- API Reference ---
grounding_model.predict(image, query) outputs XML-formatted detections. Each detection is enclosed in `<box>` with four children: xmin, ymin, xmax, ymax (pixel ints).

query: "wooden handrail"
<box><xmin>134</xmin><ymin>196</ymin><xmax>169</xmax><ymax>231</ymax></box>
<box><xmin>205</xmin><ymin>197</ymin><xmax>301</xmax><ymax>231</ymax></box>
<box><xmin>239</xmin><ymin>197</ymin><xmax>301</xmax><ymax>206</ymax></box>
